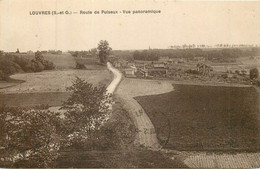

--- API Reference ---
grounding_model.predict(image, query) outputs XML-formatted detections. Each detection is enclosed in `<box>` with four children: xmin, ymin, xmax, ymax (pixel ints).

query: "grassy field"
<box><xmin>1</xmin><ymin>69</ymin><xmax>112</xmax><ymax>93</ymax></box>
<box><xmin>0</xmin><ymin>69</ymin><xmax>112</xmax><ymax>107</ymax></box>
<box><xmin>135</xmin><ymin>84</ymin><xmax>260</xmax><ymax>152</ymax></box>
<box><xmin>43</xmin><ymin>53</ymin><xmax>76</xmax><ymax>70</ymax></box>
<box><xmin>74</xmin><ymin>57</ymin><xmax>107</xmax><ymax>70</ymax></box>
<box><xmin>0</xmin><ymin>53</ymin><xmax>112</xmax><ymax>107</ymax></box>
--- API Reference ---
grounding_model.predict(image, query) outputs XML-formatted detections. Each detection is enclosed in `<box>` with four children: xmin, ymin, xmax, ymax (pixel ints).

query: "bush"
<box><xmin>221</xmin><ymin>74</ymin><xmax>228</xmax><ymax>79</ymax></box>
<box><xmin>0</xmin><ymin>70</ymin><xmax>6</xmax><ymax>80</ymax></box>
<box><xmin>42</xmin><ymin>60</ymin><xmax>55</xmax><ymax>70</ymax></box>
<box><xmin>13</xmin><ymin>56</ymin><xmax>32</xmax><ymax>72</ymax></box>
<box><xmin>75</xmin><ymin>62</ymin><xmax>86</xmax><ymax>69</ymax></box>
<box><xmin>250</xmin><ymin>68</ymin><xmax>259</xmax><ymax>80</ymax></box>
<box><xmin>185</xmin><ymin>69</ymin><xmax>199</xmax><ymax>75</ymax></box>
<box><xmin>31</xmin><ymin>60</ymin><xmax>44</xmax><ymax>72</ymax></box>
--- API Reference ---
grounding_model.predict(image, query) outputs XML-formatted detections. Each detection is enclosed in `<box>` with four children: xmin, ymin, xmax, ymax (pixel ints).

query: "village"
<box><xmin>109</xmin><ymin>54</ymin><xmax>258</xmax><ymax>86</ymax></box>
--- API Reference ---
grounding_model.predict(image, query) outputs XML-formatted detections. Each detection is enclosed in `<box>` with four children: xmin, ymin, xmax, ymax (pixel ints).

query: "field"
<box><xmin>74</xmin><ymin>57</ymin><xmax>107</xmax><ymax>70</ymax></box>
<box><xmin>43</xmin><ymin>53</ymin><xmax>76</xmax><ymax>70</ymax></box>
<box><xmin>135</xmin><ymin>84</ymin><xmax>260</xmax><ymax>151</ymax></box>
<box><xmin>0</xmin><ymin>92</ymin><xmax>70</xmax><ymax>107</ymax></box>
<box><xmin>0</xmin><ymin>69</ymin><xmax>112</xmax><ymax>107</ymax></box>
<box><xmin>0</xmin><ymin>53</ymin><xmax>113</xmax><ymax>107</ymax></box>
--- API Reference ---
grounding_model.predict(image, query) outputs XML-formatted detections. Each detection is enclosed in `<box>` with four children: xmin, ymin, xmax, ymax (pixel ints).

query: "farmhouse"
<box><xmin>211</xmin><ymin>65</ymin><xmax>227</xmax><ymax>74</ymax></box>
<box><xmin>126</xmin><ymin>61</ymin><xmax>135</xmax><ymax>67</ymax></box>
<box><xmin>124</xmin><ymin>68</ymin><xmax>136</xmax><ymax>78</ymax></box>
<box><xmin>153</xmin><ymin>62</ymin><xmax>166</xmax><ymax>68</ymax></box>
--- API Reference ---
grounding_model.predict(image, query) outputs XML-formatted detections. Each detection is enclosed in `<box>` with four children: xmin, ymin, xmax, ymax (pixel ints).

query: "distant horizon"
<box><xmin>1</xmin><ymin>43</ymin><xmax>260</xmax><ymax>53</ymax></box>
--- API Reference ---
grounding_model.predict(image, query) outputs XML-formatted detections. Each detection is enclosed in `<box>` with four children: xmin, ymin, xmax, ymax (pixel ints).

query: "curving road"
<box><xmin>49</xmin><ymin>63</ymin><xmax>161</xmax><ymax>149</ymax></box>
<box><xmin>107</xmin><ymin>63</ymin><xmax>162</xmax><ymax>149</ymax></box>
<box><xmin>106</xmin><ymin>62</ymin><xmax>122</xmax><ymax>94</ymax></box>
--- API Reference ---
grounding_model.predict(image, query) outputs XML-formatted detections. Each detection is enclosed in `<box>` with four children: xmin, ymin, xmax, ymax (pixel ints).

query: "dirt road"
<box><xmin>115</xmin><ymin>78</ymin><xmax>173</xmax><ymax>150</ymax></box>
<box><xmin>106</xmin><ymin>62</ymin><xmax>122</xmax><ymax>94</ymax></box>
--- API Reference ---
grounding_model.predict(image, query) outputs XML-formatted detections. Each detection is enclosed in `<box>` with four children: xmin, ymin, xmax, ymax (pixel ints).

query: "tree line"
<box><xmin>132</xmin><ymin>48</ymin><xmax>260</xmax><ymax>62</ymax></box>
<box><xmin>0</xmin><ymin>51</ymin><xmax>55</xmax><ymax>80</ymax></box>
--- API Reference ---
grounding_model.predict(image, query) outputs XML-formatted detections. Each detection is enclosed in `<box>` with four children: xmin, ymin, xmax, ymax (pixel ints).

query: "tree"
<box><xmin>250</xmin><ymin>68</ymin><xmax>259</xmax><ymax>80</ymax></box>
<box><xmin>31</xmin><ymin>60</ymin><xmax>44</xmax><ymax>72</ymax></box>
<box><xmin>90</xmin><ymin>48</ymin><xmax>98</xmax><ymax>57</ymax></box>
<box><xmin>16</xmin><ymin>48</ymin><xmax>20</xmax><ymax>53</ymax></box>
<box><xmin>35</xmin><ymin>51</ymin><xmax>44</xmax><ymax>63</ymax></box>
<box><xmin>33</xmin><ymin>51</ymin><xmax>55</xmax><ymax>71</ymax></box>
<box><xmin>0</xmin><ymin>107</ymin><xmax>64</xmax><ymax>167</ymax></box>
<box><xmin>60</xmin><ymin>77</ymin><xmax>112</xmax><ymax>145</ymax></box>
<box><xmin>97</xmin><ymin>40</ymin><xmax>112</xmax><ymax>64</ymax></box>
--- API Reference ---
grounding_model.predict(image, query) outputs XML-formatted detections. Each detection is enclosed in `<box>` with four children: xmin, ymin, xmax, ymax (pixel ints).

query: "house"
<box><xmin>211</xmin><ymin>65</ymin><xmax>227</xmax><ymax>74</ymax></box>
<box><xmin>135</xmin><ymin>62</ymin><xmax>146</xmax><ymax>68</ymax></box>
<box><xmin>127</xmin><ymin>62</ymin><xmax>135</xmax><ymax>67</ymax></box>
<box><xmin>153</xmin><ymin>62</ymin><xmax>166</xmax><ymax>68</ymax></box>
<box><xmin>124</xmin><ymin>68</ymin><xmax>136</xmax><ymax>78</ymax></box>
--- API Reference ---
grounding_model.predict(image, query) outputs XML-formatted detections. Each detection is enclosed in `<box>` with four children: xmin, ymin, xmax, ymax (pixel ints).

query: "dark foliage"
<box><xmin>129</xmin><ymin>48</ymin><xmax>260</xmax><ymax>63</ymax></box>
<box><xmin>0</xmin><ymin>107</ymin><xmax>65</xmax><ymax>167</ymax></box>
<box><xmin>0</xmin><ymin>51</ymin><xmax>55</xmax><ymax>80</ymax></box>
<box><xmin>75</xmin><ymin>62</ymin><xmax>86</xmax><ymax>69</ymax></box>
<box><xmin>250</xmin><ymin>68</ymin><xmax>259</xmax><ymax>80</ymax></box>
<box><xmin>97</xmin><ymin>40</ymin><xmax>112</xmax><ymax>64</ymax></box>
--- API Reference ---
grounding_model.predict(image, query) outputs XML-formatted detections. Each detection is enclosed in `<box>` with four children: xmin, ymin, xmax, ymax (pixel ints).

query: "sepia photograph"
<box><xmin>0</xmin><ymin>0</ymin><xmax>260</xmax><ymax>168</ymax></box>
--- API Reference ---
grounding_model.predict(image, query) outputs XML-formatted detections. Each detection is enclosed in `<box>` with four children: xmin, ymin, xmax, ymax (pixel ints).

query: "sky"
<box><xmin>0</xmin><ymin>0</ymin><xmax>260</xmax><ymax>52</ymax></box>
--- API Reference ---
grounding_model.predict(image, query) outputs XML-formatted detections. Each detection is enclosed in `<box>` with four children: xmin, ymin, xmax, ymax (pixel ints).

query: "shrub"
<box><xmin>185</xmin><ymin>69</ymin><xmax>199</xmax><ymax>75</ymax></box>
<box><xmin>42</xmin><ymin>60</ymin><xmax>55</xmax><ymax>70</ymax></box>
<box><xmin>0</xmin><ymin>58</ymin><xmax>17</xmax><ymax>75</ymax></box>
<box><xmin>250</xmin><ymin>68</ymin><xmax>259</xmax><ymax>80</ymax></box>
<box><xmin>221</xmin><ymin>74</ymin><xmax>228</xmax><ymax>79</ymax></box>
<box><xmin>0</xmin><ymin>70</ymin><xmax>5</xmax><ymax>80</ymax></box>
<box><xmin>75</xmin><ymin>62</ymin><xmax>86</xmax><ymax>69</ymax></box>
<box><xmin>31</xmin><ymin>60</ymin><xmax>44</xmax><ymax>72</ymax></box>
<box><xmin>13</xmin><ymin>56</ymin><xmax>32</xmax><ymax>72</ymax></box>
